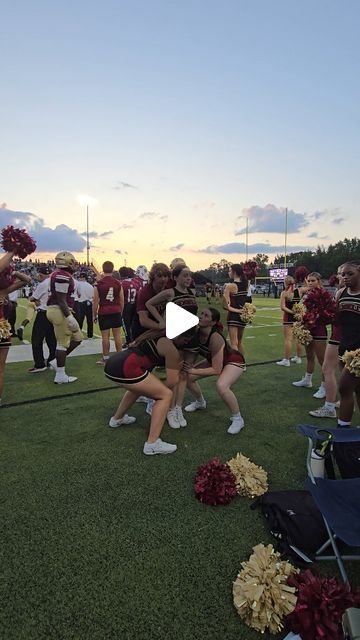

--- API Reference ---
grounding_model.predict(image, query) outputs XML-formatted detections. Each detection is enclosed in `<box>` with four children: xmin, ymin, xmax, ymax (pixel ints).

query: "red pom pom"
<box><xmin>194</xmin><ymin>457</ymin><xmax>237</xmax><ymax>506</ymax></box>
<box><xmin>286</xmin><ymin>570</ymin><xmax>360</xmax><ymax>640</ymax></box>
<box><xmin>1</xmin><ymin>225</ymin><xmax>37</xmax><ymax>259</ymax></box>
<box><xmin>243</xmin><ymin>260</ymin><xmax>258</xmax><ymax>280</ymax></box>
<box><xmin>295</xmin><ymin>266</ymin><xmax>309</xmax><ymax>283</ymax></box>
<box><xmin>328</xmin><ymin>273</ymin><xmax>338</xmax><ymax>287</ymax></box>
<box><xmin>0</xmin><ymin>265</ymin><xmax>15</xmax><ymax>290</ymax></box>
<box><xmin>303</xmin><ymin>287</ymin><xmax>337</xmax><ymax>326</ymax></box>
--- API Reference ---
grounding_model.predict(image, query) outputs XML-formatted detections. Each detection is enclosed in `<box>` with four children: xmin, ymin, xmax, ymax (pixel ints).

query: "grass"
<box><xmin>1</xmin><ymin>296</ymin><xmax>359</xmax><ymax>640</ymax></box>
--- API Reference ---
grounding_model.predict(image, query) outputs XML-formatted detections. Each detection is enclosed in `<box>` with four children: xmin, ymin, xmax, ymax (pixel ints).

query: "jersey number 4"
<box><xmin>106</xmin><ymin>287</ymin><xmax>114</xmax><ymax>302</ymax></box>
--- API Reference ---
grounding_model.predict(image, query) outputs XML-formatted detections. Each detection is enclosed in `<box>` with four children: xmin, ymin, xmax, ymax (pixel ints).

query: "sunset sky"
<box><xmin>1</xmin><ymin>0</ymin><xmax>359</xmax><ymax>271</ymax></box>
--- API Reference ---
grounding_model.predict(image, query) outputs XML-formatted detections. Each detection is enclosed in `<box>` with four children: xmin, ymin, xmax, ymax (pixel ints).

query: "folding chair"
<box><xmin>297</xmin><ymin>424</ymin><xmax>360</xmax><ymax>584</ymax></box>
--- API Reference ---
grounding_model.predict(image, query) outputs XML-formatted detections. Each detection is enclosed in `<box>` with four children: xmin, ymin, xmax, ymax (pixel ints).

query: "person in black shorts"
<box><xmin>336</xmin><ymin>261</ymin><xmax>360</xmax><ymax>427</ymax></box>
<box><xmin>223</xmin><ymin>264</ymin><xmax>248</xmax><ymax>354</ymax></box>
<box><xmin>104</xmin><ymin>329</ymin><xmax>197</xmax><ymax>455</ymax></box>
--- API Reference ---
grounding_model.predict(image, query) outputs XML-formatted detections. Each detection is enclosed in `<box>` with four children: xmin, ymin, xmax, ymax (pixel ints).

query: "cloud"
<box><xmin>159</xmin><ymin>215</ymin><xmax>168</xmax><ymax>222</ymax></box>
<box><xmin>332</xmin><ymin>217</ymin><xmax>346</xmax><ymax>225</ymax></box>
<box><xmin>0</xmin><ymin>207</ymin><xmax>87</xmax><ymax>252</ymax></box>
<box><xmin>115</xmin><ymin>249</ymin><xmax>128</xmax><ymax>255</ymax></box>
<box><xmin>114</xmin><ymin>181</ymin><xmax>136</xmax><ymax>190</ymax></box>
<box><xmin>237</xmin><ymin>203</ymin><xmax>309</xmax><ymax>234</ymax></box>
<box><xmin>170</xmin><ymin>243</ymin><xmax>184</xmax><ymax>251</ymax></box>
<box><xmin>197</xmin><ymin>242</ymin><xmax>314</xmax><ymax>255</ymax></box>
<box><xmin>139</xmin><ymin>211</ymin><xmax>157</xmax><ymax>219</ymax></box>
<box><xmin>307</xmin><ymin>232</ymin><xmax>328</xmax><ymax>240</ymax></box>
<box><xmin>118</xmin><ymin>223</ymin><xmax>134</xmax><ymax>230</ymax></box>
<box><xmin>80</xmin><ymin>230</ymin><xmax>113</xmax><ymax>239</ymax></box>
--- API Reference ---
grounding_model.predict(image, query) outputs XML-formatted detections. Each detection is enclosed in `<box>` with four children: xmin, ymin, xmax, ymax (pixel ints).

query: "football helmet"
<box><xmin>170</xmin><ymin>257</ymin><xmax>186</xmax><ymax>270</ymax></box>
<box><xmin>55</xmin><ymin>251</ymin><xmax>77</xmax><ymax>272</ymax></box>
<box><xmin>135</xmin><ymin>265</ymin><xmax>149</xmax><ymax>281</ymax></box>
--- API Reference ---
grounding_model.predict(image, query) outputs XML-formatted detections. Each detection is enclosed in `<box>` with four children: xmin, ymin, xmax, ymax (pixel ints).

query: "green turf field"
<box><xmin>1</xmin><ymin>297</ymin><xmax>359</xmax><ymax>640</ymax></box>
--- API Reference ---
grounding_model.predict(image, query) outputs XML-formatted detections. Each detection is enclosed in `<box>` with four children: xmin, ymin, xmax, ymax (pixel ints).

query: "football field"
<box><xmin>1</xmin><ymin>297</ymin><xmax>359</xmax><ymax>640</ymax></box>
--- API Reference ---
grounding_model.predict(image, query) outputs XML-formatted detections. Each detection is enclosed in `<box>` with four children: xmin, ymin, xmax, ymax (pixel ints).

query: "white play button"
<box><xmin>165</xmin><ymin>302</ymin><xmax>199</xmax><ymax>339</ymax></box>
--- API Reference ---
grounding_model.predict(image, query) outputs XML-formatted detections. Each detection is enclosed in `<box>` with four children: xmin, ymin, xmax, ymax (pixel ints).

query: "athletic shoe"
<box><xmin>48</xmin><ymin>359</ymin><xmax>57</xmax><ymax>371</ymax></box>
<box><xmin>28</xmin><ymin>366</ymin><xmax>47</xmax><ymax>373</ymax></box>
<box><xmin>109</xmin><ymin>415</ymin><xmax>136</xmax><ymax>428</ymax></box>
<box><xmin>292</xmin><ymin>378</ymin><xmax>312</xmax><ymax>388</ymax></box>
<box><xmin>184</xmin><ymin>399</ymin><xmax>207</xmax><ymax>412</ymax></box>
<box><xmin>276</xmin><ymin>359</ymin><xmax>290</xmax><ymax>367</ymax></box>
<box><xmin>96</xmin><ymin>359</ymin><xmax>105</xmax><ymax>366</ymax></box>
<box><xmin>16</xmin><ymin>327</ymin><xmax>24</xmax><ymax>340</ymax></box>
<box><xmin>143</xmin><ymin>438</ymin><xmax>177</xmax><ymax>456</ymax></box>
<box><xmin>227</xmin><ymin>416</ymin><xmax>245</xmax><ymax>434</ymax></box>
<box><xmin>313</xmin><ymin>386</ymin><xmax>326</xmax><ymax>399</ymax></box>
<box><xmin>146</xmin><ymin>399</ymin><xmax>155</xmax><ymax>416</ymax></box>
<box><xmin>291</xmin><ymin>356</ymin><xmax>302</xmax><ymax>364</ymax></box>
<box><xmin>335</xmin><ymin>400</ymin><xmax>340</xmax><ymax>408</ymax></box>
<box><xmin>309</xmin><ymin>405</ymin><xmax>337</xmax><ymax>419</ymax></box>
<box><xmin>176</xmin><ymin>406</ymin><xmax>187</xmax><ymax>427</ymax></box>
<box><xmin>136</xmin><ymin>396</ymin><xmax>149</xmax><ymax>403</ymax></box>
<box><xmin>54</xmin><ymin>375</ymin><xmax>77</xmax><ymax>384</ymax></box>
<box><xmin>167</xmin><ymin>408</ymin><xmax>181</xmax><ymax>429</ymax></box>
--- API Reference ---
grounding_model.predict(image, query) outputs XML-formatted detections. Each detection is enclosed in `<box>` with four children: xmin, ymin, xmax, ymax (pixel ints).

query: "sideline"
<box><xmin>0</xmin><ymin>359</ymin><xmax>280</xmax><ymax>409</ymax></box>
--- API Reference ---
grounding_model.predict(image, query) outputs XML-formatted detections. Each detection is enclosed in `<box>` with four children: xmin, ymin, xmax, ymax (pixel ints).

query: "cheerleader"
<box><xmin>309</xmin><ymin>266</ymin><xmax>345</xmax><ymax>418</ymax></box>
<box><xmin>292</xmin><ymin>272</ymin><xmax>328</xmax><ymax>397</ymax></box>
<box><xmin>0</xmin><ymin>267</ymin><xmax>31</xmax><ymax>405</ymax></box>
<box><xmin>336</xmin><ymin>261</ymin><xmax>360</xmax><ymax>427</ymax></box>
<box><xmin>183</xmin><ymin>308</ymin><xmax>246</xmax><ymax>434</ymax></box>
<box><xmin>104</xmin><ymin>329</ymin><xmax>196</xmax><ymax>454</ymax></box>
<box><xmin>223</xmin><ymin>264</ymin><xmax>248</xmax><ymax>354</ymax></box>
<box><xmin>276</xmin><ymin>276</ymin><xmax>302</xmax><ymax>366</ymax></box>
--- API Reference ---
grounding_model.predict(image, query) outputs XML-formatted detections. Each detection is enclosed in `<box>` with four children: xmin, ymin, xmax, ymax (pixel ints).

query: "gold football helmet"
<box><xmin>169</xmin><ymin>257</ymin><xmax>186</xmax><ymax>270</ymax></box>
<box><xmin>55</xmin><ymin>251</ymin><xmax>77</xmax><ymax>271</ymax></box>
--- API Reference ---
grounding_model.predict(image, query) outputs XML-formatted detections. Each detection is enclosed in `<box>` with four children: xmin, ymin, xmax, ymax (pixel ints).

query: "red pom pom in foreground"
<box><xmin>286</xmin><ymin>570</ymin><xmax>360</xmax><ymax>640</ymax></box>
<box><xmin>303</xmin><ymin>287</ymin><xmax>337</xmax><ymax>326</ymax></box>
<box><xmin>1</xmin><ymin>225</ymin><xmax>37</xmax><ymax>259</ymax></box>
<box><xmin>0</xmin><ymin>265</ymin><xmax>15</xmax><ymax>290</ymax></box>
<box><xmin>328</xmin><ymin>273</ymin><xmax>339</xmax><ymax>287</ymax></box>
<box><xmin>194</xmin><ymin>457</ymin><xmax>237</xmax><ymax>506</ymax></box>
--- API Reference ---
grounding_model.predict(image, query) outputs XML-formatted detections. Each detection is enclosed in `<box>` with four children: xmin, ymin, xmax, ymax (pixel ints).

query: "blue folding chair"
<box><xmin>297</xmin><ymin>424</ymin><xmax>360</xmax><ymax>584</ymax></box>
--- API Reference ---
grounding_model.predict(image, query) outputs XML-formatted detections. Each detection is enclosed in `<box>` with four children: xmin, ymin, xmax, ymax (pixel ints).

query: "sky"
<box><xmin>1</xmin><ymin>0</ymin><xmax>359</xmax><ymax>270</ymax></box>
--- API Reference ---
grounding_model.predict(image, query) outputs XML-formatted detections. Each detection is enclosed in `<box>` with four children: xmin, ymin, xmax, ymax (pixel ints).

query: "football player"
<box><xmin>93</xmin><ymin>261</ymin><xmax>124</xmax><ymax>365</ymax></box>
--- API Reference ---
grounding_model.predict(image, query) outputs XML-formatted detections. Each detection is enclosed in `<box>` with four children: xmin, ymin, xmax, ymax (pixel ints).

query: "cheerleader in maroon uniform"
<box><xmin>292</xmin><ymin>272</ymin><xmax>328</xmax><ymax>398</ymax></box>
<box><xmin>183</xmin><ymin>308</ymin><xmax>246</xmax><ymax>434</ymax></box>
<box><xmin>336</xmin><ymin>261</ymin><xmax>360</xmax><ymax>427</ymax></box>
<box><xmin>223</xmin><ymin>264</ymin><xmax>248</xmax><ymax>355</ymax></box>
<box><xmin>144</xmin><ymin>264</ymin><xmax>198</xmax><ymax>428</ymax></box>
<box><xmin>104</xmin><ymin>329</ymin><xmax>195</xmax><ymax>455</ymax></box>
<box><xmin>276</xmin><ymin>275</ymin><xmax>302</xmax><ymax>367</ymax></box>
<box><xmin>309</xmin><ymin>266</ymin><xmax>345</xmax><ymax>419</ymax></box>
<box><xmin>0</xmin><ymin>265</ymin><xmax>31</xmax><ymax>404</ymax></box>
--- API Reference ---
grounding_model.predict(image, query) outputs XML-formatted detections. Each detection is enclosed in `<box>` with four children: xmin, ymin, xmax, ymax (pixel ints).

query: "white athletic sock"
<box><xmin>231</xmin><ymin>412</ymin><xmax>241</xmax><ymax>419</ymax></box>
<box><xmin>320</xmin><ymin>381</ymin><xmax>326</xmax><ymax>389</ymax></box>
<box><xmin>57</xmin><ymin>367</ymin><xmax>65</xmax><ymax>375</ymax></box>
<box><xmin>103</xmin><ymin>355</ymin><xmax>110</xmax><ymax>361</ymax></box>
<box><xmin>304</xmin><ymin>373</ymin><xmax>313</xmax><ymax>382</ymax></box>
<box><xmin>325</xmin><ymin>401</ymin><xmax>336</xmax><ymax>410</ymax></box>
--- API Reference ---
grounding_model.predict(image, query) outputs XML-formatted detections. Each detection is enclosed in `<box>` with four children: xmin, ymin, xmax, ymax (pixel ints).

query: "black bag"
<box><xmin>252</xmin><ymin>490</ymin><xmax>328</xmax><ymax>564</ymax></box>
<box><xmin>333</xmin><ymin>442</ymin><xmax>360</xmax><ymax>479</ymax></box>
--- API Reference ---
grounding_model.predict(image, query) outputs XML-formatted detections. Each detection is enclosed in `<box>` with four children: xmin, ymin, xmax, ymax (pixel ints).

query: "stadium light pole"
<box><xmin>77</xmin><ymin>194</ymin><xmax>98</xmax><ymax>265</ymax></box>
<box><xmin>284</xmin><ymin>207</ymin><xmax>288</xmax><ymax>269</ymax></box>
<box><xmin>238</xmin><ymin>216</ymin><xmax>249</xmax><ymax>260</ymax></box>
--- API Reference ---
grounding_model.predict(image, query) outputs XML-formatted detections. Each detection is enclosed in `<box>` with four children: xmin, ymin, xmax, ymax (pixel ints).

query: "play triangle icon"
<box><xmin>165</xmin><ymin>302</ymin><xmax>199</xmax><ymax>339</ymax></box>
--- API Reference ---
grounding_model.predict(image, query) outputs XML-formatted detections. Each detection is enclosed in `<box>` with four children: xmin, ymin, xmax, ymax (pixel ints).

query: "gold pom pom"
<box><xmin>233</xmin><ymin>544</ymin><xmax>298</xmax><ymax>635</ymax></box>
<box><xmin>0</xmin><ymin>318</ymin><xmax>12</xmax><ymax>340</ymax></box>
<box><xmin>292</xmin><ymin>302</ymin><xmax>306</xmax><ymax>321</ymax></box>
<box><xmin>239</xmin><ymin>303</ymin><xmax>257</xmax><ymax>323</ymax></box>
<box><xmin>341</xmin><ymin>348</ymin><xmax>360</xmax><ymax>377</ymax></box>
<box><xmin>292</xmin><ymin>321</ymin><xmax>312</xmax><ymax>345</ymax></box>
<box><xmin>227</xmin><ymin>453</ymin><xmax>268</xmax><ymax>498</ymax></box>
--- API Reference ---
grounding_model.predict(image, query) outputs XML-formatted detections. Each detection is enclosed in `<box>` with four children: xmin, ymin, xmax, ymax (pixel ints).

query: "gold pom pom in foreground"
<box><xmin>0</xmin><ymin>319</ymin><xmax>12</xmax><ymax>340</ymax></box>
<box><xmin>341</xmin><ymin>348</ymin><xmax>360</xmax><ymax>377</ymax></box>
<box><xmin>292</xmin><ymin>321</ymin><xmax>312</xmax><ymax>346</ymax></box>
<box><xmin>239</xmin><ymin>303</ymin><xmax>257</xmax><ymax>323</ymax></box>
<box><xmin>227</xmin><ymin>453</ymin><xmax>268</xmax><ymax>498</ymax></box>
<box><xmin>233</xmin><ymin>543</ymin><xmax>298</xmax><ymax>635</ymax></box>
<box><xmin>292</xmin><ymin>302</ymin><xmax>305</xmax><ymax>321</ymax></box>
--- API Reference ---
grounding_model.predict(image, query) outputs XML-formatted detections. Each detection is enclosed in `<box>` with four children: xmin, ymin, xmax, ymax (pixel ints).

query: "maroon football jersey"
<box><xmin>121</xmin><ymin>277</ymin><xmax>142</xmax><ymax>305</ymax></box>
<box><xmin>96</xmin><ymin>276</ymin><xmax>123</xmax><ymax>315</ymax></box>
<box><xmin>47</xmin><ymin>269</ymin><xmax>76</xmax><ymax>308</ymax></box>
